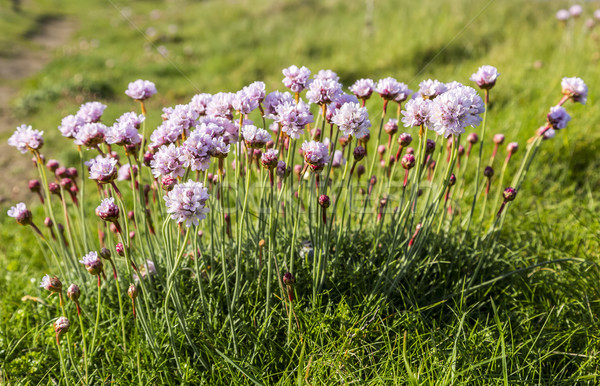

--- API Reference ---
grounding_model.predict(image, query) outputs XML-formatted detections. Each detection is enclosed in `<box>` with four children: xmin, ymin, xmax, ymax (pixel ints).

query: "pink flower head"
<box><xmin>470</xmin><ymin>65</ymin><xmax>500</xmax><ymax>90</ymax></box>
<box><xmin>206</xmin><ymin>92</ymin><xmax>235</xmax><ymax>119</ymax></box>
<box><xmin>232</xmin><ymin>89</ymin><xmax>259</xmax><ymax>114</ymax></box>
<box><xmin>125</xmin><ymin>79</ymin><xmax>157</xmax><ymax>101</ymax></box>
<box><xmin>561</xmin><ymin>77</ymin><xmax>588</xmax><ymax>104</ymax></box>
<box><xmin>74</xmin><ymin>122</ymin><xmax>107</xmax><ymax>147</ymax></box>
<box><xmin>267</xmin><ymin>100</ymin><xmax>314</xmax><ymax>139</ymax></box>
<box><xmin>163</xmin><ymin>180</ymin><xmax>210</xmax><ymax>227</ymax></box>
<box><xmin>569</xmin><ymin>5</ymin><xmax>583</xmax><ymax>17</ymax></box>
<box><xmin>96</xmin><ymin>197</ymin><xmax>120</xmax><ymax>222</ymax></box>
<box><xmin>106</xmin><ymin>112</ymin><xmax>144</xmax><ymax>146</ymax></box>
<box><xmin>326</xmin><ymin>93</ymin><xmax>360</xmax><ymax>122</ymax></box>
<box><xmin>264</xmin><ymin>91</ymin><xmax>294</xmax><ymax>116</ymax></box>
<box><xmin>189</xmin><ymin>93</ymin><xmax>213</xmax><ymax>116</ymax></box>
<box><xmin>349</xmin><ymin>78</ymin><xmax>376</xmax><ymax>100</ymax></box>
<box><xmin>314</xmin><ymin>69</ymin><xmax>340</xmax><ymax>82</ymax></box>
<box><xmin>547</xmin><ymin>106</ymin><xmax>571</xmax><ymax>130</ymax></box>
<box><xmin>179</xmin><ymin>130</ymin><xmax>212</xmax><ymax>172</ymax></box>
<box><xmin>401</xmin><ymin>98</ymin><xmax>433</xmax><ymax>128</ymax></box>
<box><xmin>117</xmin><ymin>163</ymin><xmax>137</xmax><ymax>181</ymax></box>
<box><xmin>282</xmin><ymin>65</ymin><xmax>311</xmax><ymax>93</ymax></box>
<box><xmin>54</xmin><ymin>316</ymin><xmax>70</xmax><ymax>338</ymax></box>
<box><xmin>556</xmin><ymin>9</ymin><xmax>570</xmax><ymax>21</ymax></box>
<box><xmin>375</xmin><ymin>77</ymin><xmax>404</xmax><ymax>100</ymax></box>
<box><xmin>595</xmin><ymin>9</ymin><xmax>600</xmax><ymax>21</ymax></box>
<box><xmin>77</xmin><ymin>102</ymin><xmax>106</xmax><ymax>123</ymax></box>
<box><xmin>89</xmin><ymin>156</ymin><xmax>118</xmax><ymax>183</ymax></box>
<box><xmin>261</xmin><ymin>148</ymin><xmax>279</xmax><ymax>170</ymax></box>
<box><xmin>418</xmin><ymin>79</ymin><xmax>447</xmax><ymax>99</ymax></box>
<box><xmin>507</xmin><ymin>142</ymin><xmax>518</xmax><ymax>154</ymax></box>
<box><xmin>393</xmin><ymin>83</ymin><xmax>413</xmax><ymax>103</ymax></box>
<box><xmin>59</xmin><ymin>114</ymin><xmax>84</xmax><ymax>139</ymax></box>
<box><xmin>40</xmin><ymin>274</ymin><xmax>62</xmax><ymax>292</ymax></box>
<box><xmin>306</xmin><ymin>78</ymin><xmax>343</xmax><ymax>105</ymax></box>
<box><xmin>493</xmin><ymin>134</ymin><xmax>505</xmax><ymax>144</ymax></box>
<box><xmin>243</xmin><ymin>81</ymin><xmax>266</xmax><ymax>103</ymax></box>
<box><xmin>429</xmin><ymin>85</ymin><xmax>484</xmax><ymax>137</ymax></box>
<box><xmin>168</xmin><ymin>104</ymin><xmax>199</xmax><ymax>137</ymax></box>
<box><xmin>242</xmin><ymin>125</ymin><xmax>272</xmax><ymax>148</ymax></box>
<box><xmin>8</xmin><ymin>124</ymin><xmax>44</xmax><ymax>154</ymax></box>
<box><xmin>330</xmin><ymin>102</ymin><xmax>371</xmax><ymax>139</ymax></box>
<box><xmin>80</xmin><ymin>251</ymin><xmax>103</xmax><ymax>275</ymax></box>
<box><xmin>332</xmin><ymin>150</ymin><xmax>346</xmax><ymax>168</ymax></box>
<box><xmin>7</xmin><ymin>202</ymin><xmax>32</xmax><ymax>225</ymax></box>
<box><xmin>151</xmin><ymin>144</ymin><xmax>185</xmax><ymax>178</ymax></box>
<box><xmin>301</xmin><ymin>140</ymin><xmax>330</xmax><ymax>172</ymax></box>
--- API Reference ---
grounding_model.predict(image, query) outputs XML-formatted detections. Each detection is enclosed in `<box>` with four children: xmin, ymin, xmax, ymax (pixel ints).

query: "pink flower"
<box><xmin>8</xmin><ymin>124</ymin><xmax>44</xmax><ymax>154</ymax></box>
<box><xmin>282</xmin><ymin>65</ymin><xmax>311</xmax><ymax>93</ymax></box>
<box><xmin>125</xmin><ymin>79</ymin><xmax>157</xmax><ymax>100</ymax></box>
<box><xmin>163</xmin><ymin>180</ymin><xmax>210</xmax><ymax>227</ymax></box>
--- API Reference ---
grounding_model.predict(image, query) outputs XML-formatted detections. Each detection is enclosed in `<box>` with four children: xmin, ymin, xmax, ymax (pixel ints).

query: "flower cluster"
<box><xmin>163</xmin><ymin>180</ymin><xmax>210</xmax><ymax>227</ymax></box>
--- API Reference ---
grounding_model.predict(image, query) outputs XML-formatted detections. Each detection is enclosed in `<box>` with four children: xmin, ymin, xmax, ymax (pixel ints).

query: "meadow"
<box><xmin>1</xmin><ymin>0</ymin><xmax>599</xmax><ymax>384</ymax></box>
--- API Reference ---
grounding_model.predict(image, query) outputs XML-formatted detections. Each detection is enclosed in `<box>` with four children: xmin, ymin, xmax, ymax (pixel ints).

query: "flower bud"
<box><xmin>67</xmin><ymin>167</ymin><xmax>78</xmax><ymax>179</ymax></box>
<box><xmin>100</xmin><ymin>247</ymin><xmax>111</xmax><ymax>260</ymax></box>
<box><xmin>406</xmin><ymin>147</ymin><xmax>414</xmax><ymax>155</ymax></box>
<box><xmin>425</xmin><ymin>139</ymin><xmax>436</xmax><ymax>154</ymax></box>
<box><xmin>457</xmin><ymin>145</ymin><xmax>465</xmax><ymax>156</ymax></box>
<box><xmin>493</xmin><ymin>134</ymin><xmax>505</xmax><ymax>145</ymax></box>
<box><xmin>47</xmin><ymin>159</ymin><xmax>60</xmax><ymax>173</ymax></box>
<box><xmin>67</xmin><ymin>284</ymin><xmax>80</xmax><ymax>302</ymax></box>
<box><xmin>55</xmin><ymin>166</ymin><xmax>69</xmax><ymax>179</ymax></box>
<box><xmin>161</xmin><ymin>175</ymin><xmax>176</xmax><ymax>191</ymax></box>
<box><xmin>318</xmin><ymin>195</ymin><xmax>330</xmax><ymax>209</ymax></box>
<box><xmin>48</xmin><ymin>182</ymin><xmax>60</xmax><ymax>195</ymax></box>
<box><xmin>116</xmin><ymin>242</ymin><xmax>125</xmax><ymax>256</ymax></box>
<box><xmin>467</xmin><ymin>133</ymin><xmax>479</xmax><ymax>144</ymax></box>
<box><xmin>353</xmin><ymin>146</ymin><xmax>366</xmax><ymax>161</ymax></box>
<box><xmin>483</xmin><ymin>166</ymin><xmax>494</xmax><ymax>178</ymax></box>
<box><xmin>54</xmin><ymin>316</ymin><xmax>70</xmax><ymax>338</ymax></box>
<box><xmin>60</xmin><ymin>178</ymin><xmax>73</xmax><ymax>189</ymax></box>
<box><xmin>276</xmin><ymin>160</ymin><xmax>290</xmax><ymax>178</ymax></box>
<box><xmin>283</xmin><ymin>272</ymin><xmax>296</xmax><ymax>286</ymax></box>
<box><xmin>339</xmin><ymin>136</ymin><xmax>350</xmax><ymax>148</ymax></box>
<box><xmin>28</xmin><ymin>179</ymin><xmax>41</xmax><ymax>193</ymax></box>
<box><xmin>384</xmin><ymin>119</ymin><xmax>398</xmax><ymax>135</ymax></box>
<box><xmin>507</xmin><ymin>142</ymin><xmax>518</xmax><ymax>154</ymax></box>
<box><xmin>503</xmin><ymin>187</ymin><xmax>517</xmax><ymax>202</ymax></box>
<box><xmin>398</xmin><ymin>133</ymin><xmax>412</xmax><ymax>147</ymax></box>
<box><xmin>40</xmin><ymin>274</ymin><xmax>62</xmax><ymax>293</ymax></box>
<box><xmin>44</xmin><ymin>217</ymin><xmax>53</xmax><ymax>227</ymax></box>
<box><xmin>356</xmin><ymin>164</ymin><xmax>365</xmax><ymax>178</ymax></box>
<box><xmin>377</xmin><ymin>145</ymin><xmax>386</xmax><ymax>156</ymax></box>
<box><xmin>401</xmin><ymin>154</ymin><xmax>416</xmax><ymax>170</ymax></box>
<box><xmin>143</xmin><ymin>152</ymin><xmax>154</xmax><ymax>167</ymax></box>
<box><xmin>449</xmin><ymin>173</ymin><xmax>456</xmax><ymax>186</ymax></box>
<box><xmin>128</xmin><ymin>283</ymin><xmax>138</xmax><ymax>299</ymax></box>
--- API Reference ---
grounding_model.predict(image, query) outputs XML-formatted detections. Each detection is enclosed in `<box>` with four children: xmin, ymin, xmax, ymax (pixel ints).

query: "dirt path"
<box><xmin>0</xmin><ymin>17</ymin><xmax>76</xmax><ymax>204</ymax></box>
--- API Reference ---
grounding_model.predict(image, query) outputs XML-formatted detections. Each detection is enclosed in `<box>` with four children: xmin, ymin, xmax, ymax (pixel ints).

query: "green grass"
<box><xmin>1</xmin><ymin>0</ymin><xmax>600</xmax><ymax>384</ymax></box>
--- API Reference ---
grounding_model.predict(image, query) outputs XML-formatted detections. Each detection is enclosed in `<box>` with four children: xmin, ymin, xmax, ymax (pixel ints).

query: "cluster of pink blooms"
<box><xmin>163</xmin><ymin>180</ymin><xmax>210</xmax><ymax>227</ymax></box>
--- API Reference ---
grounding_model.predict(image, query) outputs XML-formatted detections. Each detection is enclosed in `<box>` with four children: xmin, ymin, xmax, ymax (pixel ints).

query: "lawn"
<box><xmin>1</xmin><ymin>0</ymin><xmax>599</xmax><ymax>384</ymax></box>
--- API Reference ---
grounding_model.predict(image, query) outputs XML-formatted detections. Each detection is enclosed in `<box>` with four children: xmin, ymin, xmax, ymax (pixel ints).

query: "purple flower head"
<box><xmin>350</xmin><ymin>78</ymin><xmax>376</xmax><ymax>100</ymax></box>
<box><xmin>547</xmin><ymin>106</ymin><xmax>571</xmax><ymax>130</ymax></box>
<box><xmin>40</xmin><ymin>274</ymin><xmax>62</xmax><ymax>292</ymax></box>
<box><xmin>232</xmin><ymin>89</ymin><xmax>259</xmax><ymax>114</ymax></box>
<box><xmin>301</xmin><ymin>140</ymin><xmax>330</xmax><ymax>172</ymax></box>
<box><xmin>393</xmin><ymin>83</ymin><xmax>413</xmax><ymax>103</ymax></box>
<box><xmin>401</xmin><ymin>98</ymin><xmax>433</xmax><ymax>128</ymax></box>
<box><xmin>375</xmin><ymin>77</ymin><xmax>404</xmax><ymax>100</ymax></box>
<box><xmin>306</xmin><ymin>78</ymin><xmax>343</xmax><ymax>105</ymax></box>
<box><xmin>556</xmin><ymin>9</ymin><xmax>570</xmax><ymax>21</ymax></box>
<box><xmin>89</xmin><ymin>156</ymin><xmax>118</xmax><ymax>183</ymax></box>
<box><xmin>59</xmin><ymin>115</ymin><xmax>84</xmax><ymax>139</ymax></box>
<box><xmin>384</xmin><ymin>119</ymin><xmax>399</xmax><ymax>135</ymax></box>
<box><xmin>199</xmin><ymin>116</ymin><xmax>239</xmax><ymax>145</ymax></box>
<box><xmin>261</xmin><ymin>148</ymin><xmax>279</xmax><ymax>169</ymax></box>
<box><xmin>189</xmin><ymin>93</ymin><xmax>212</xmax><ymax>116</ymax></box>
<box><xmin>7</xmin><ymin>202</ymin><xmax>32</xmax><ymax>225</ymax></box>
<box><xmin>401</xmin><ymin>154</ymin><xmax>416</xmax><ymax>170</ymax></box>
<box><xmin>151</xmin><ymin>144</ymin><xmax>185</xmax><ymax>178</ymax></box>
<box><xmin>179</xmin><ymin>130</ymin><xmax>212</xmax><ymax>172</ymax></box>
<box><xmin>106</xmin><ymin>112</ymin><xmax>144</xmax><ymax>146</ymax></box>
<box><xmin>242</xmin><ymin>125</ymin><xmax>271</xmax><ymax>148</ymax></box>
<box><xmin>96</xmin><ymin>197</ymin><xmax>120</xmax><ymax>222</ymax></box>
<box><xmin>276</xmin><ymin>160</ymin><xmax>290</xmax><ymax>178</ymax></box>
<box><xmin>264</xmin><ymin>91</ymin><xmax>294</xmax><ymax>116</ymax></box>
<box><xmin>207</xmin><ymin>136</ymin><xmax>230</xmax><ymax>159</ymax></box>
<box><xmin>282</xmin><ymin>65</ymin><xmax>311</xmax><ymax>93</ymax></box>
<box><xmin>163</xmin><ymin>180</ymin><xmax>210</xmax><ymax>227</ymax></box>
<box><xmin>429</xmin><ymin>85</ymin><xmax>485</xmax><ymax>137</ymax></box>
<box><xmin>77</xmin><ymin>102</ymin><xmax>106</xmax><ymax>123</ymax></box>
<box><xmin>243</xmin><ymin>81</ymin><xmax>266</xmax><ymax>103</ymax></box>
<box><xmin>326</xmin><ymin>93</ymin><xmax>360</xmax><ymax>122</ymax></box>
<box><xmin>332</xmin><ymin>150</ymin><xmax>346</xmax><ymax>168</ymax></box>
<box><xmin>267</xmin><ymin>100</ymin><xmax>314</xmax><ymax>139</ymax></box>
<box><xmin>125</xmin><ymin>79</ymin><xmax>157</xmax><ymax>101</ymax></box>
<box><xmin>74</xmin><ymin>122</ymin><xmax>107</xmax><ymax>147</ymax></box>
<box><xmin>570</xmin><ymin>5</ymin><xmax>583</xmax><ymax>17</ymax></box>
<box><xmin>470</xmin><ymin>65</ymin><xmax>500</xmax><ymax>90</ymax></box>
<box><xmin>507</xmin><ymin>142</ymin><xmax>518</xmax><ymax>154</ymax></box>
<box><xmin>8</xmin><ymin>124</ymin><xmax>44</xmax><ymax>154</ymax></box>
<box><xmin>80</xmin><ymin>251</ymin><xmax>103</xmax><ymax>275</ymax></box>
<box><xmin>503</xmin><ymin>187</ymin><xmax>517</xmax><ymax>202</ymax></box>
<box><xmin>168</xmin><ymin>104</ymin><xmax>199</xmax><ymax>136</ymax></box>
<box><xmin>493</xmin><ymin>133</ymin><xmax>505</xmax><ymax>144</ymax></box>
<box><xmin>330</xmin><ymin>102</ymin><xmax>371</xmax><ymax>139</ymax></box>
<box><xmin>418</xmin><ymin>79</ymin><xmax>447</xmax><ymax>99</ymax></box>
<box><xmin>314</xmin><ymin>69</ymin><xmax>340</xmax><ymax>82</ymax></box>
<box><xmin>398</xmin><ymin>133</ymin><xmax>413</xmax><ymax>147</ymax></box>
<box><xmin>206</xmin><ymin>92</ymin><xmax>235</xmax><ymax>119</ymax></box>
<box><xmin>561</xmin><ymin>77</ymin><xmax>588</xmax><ymax>104</ymax></box>
<box><xmin>150</xmin><ymin>121</ymin><xmax>180</xmax><ymax>149</ymax></box>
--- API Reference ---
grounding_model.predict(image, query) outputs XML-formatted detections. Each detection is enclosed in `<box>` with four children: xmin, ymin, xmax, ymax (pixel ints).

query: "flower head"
<box><xmin>349</xmin><ymin>78</ymin><xmax>376</xmax><ymax>100</ymax></box>
<box><xmin>163</xmin><ymin>180</ymin><xmax>210</xmax><ymax>227</ymax></box>
<box><xmin>264</xmin><ymin>91</ymin><xmax>294</xmax><ymax>116</ymax></box>
<box><xmin>569</xmin><ymin>5</ymin><xmax>583</xmax><ymax>17</ymax></box>
<box><xmin>125</xmin><ymin>79</ymin><xmax>157</xmax><ymax>101</ymax></box>
<box><xmin>54</xmin><ymin>316</ymin><xmax>70</xmax><ymax>338</ymax></box>
<box><xmin>243</xmin><ymin>81</ymin><xmax>266</xmax><ymax>103</ymax></box>
<box><xmin>8</xmin><ymin>125</ymin><xmax>44</xmax><ymax>154</ymax></box>
<box><xmin>470</xmin><ymin>65</ymin><xmax>500</xmax><ymax>90</ymax></box>
<box><xmin>331</xmin><ymin>102</ymin><xmax>371</xmax><ymax>139</ymax></box>
<box><xmin>96</xmin><ymin>197</ymin><xmax>120</xmax><ymax>222</ymax></box>
<box><xmin>80</xmin><ymin>251</ymin><xmax>103</xmax><ymax>275</ymax></box>
<box><xmin>40</xmin><ymin>274</ymin><xmax>62</xmax><ymax>293</ymax></box>
<box><xmin>306</xmin><ymin>78</ymin><xmax>343</xmax><ymax>105</ymax></box>
<box><xmin>314</xmin><ymin>69</ymin><xmax>340</xmax><ymax>82</ymax></box>
<box><xmin>375</xmin><ymin>77</ymin><xmax>404</xmax><ymax>100</ymax></box>
<box><xmin>268</xmin><ymin>100</ymin><xmax>313</xmax><ymax>139</ymax></box>
<box><xmin>151</xmin><ymin>144</ymin><xmax>185</xmax><ymax>178</ymax></box>
<box><xmin>503</xmin><ymin>187</ymin><xmax>517</xmax><ymax>202</ymax></box>
<box><xmin>418</xmin><ymin>79</ymin><xmax>447</xmax><ymax>99</ymax></box>
<box><xmin>493</xmin><ymin>134</ymin><xmax>505</xmax><ymax>144</ymax></box>
<box><xmin>547</xmin><ymin>106</ymin><xmax>571</xmax><ymax>130</ymax></box>
<box><xmin>261</xmin><ymin>149</ymin><xmax>279</xmax><ymax>170</ymax></box>
<box><xmin>7</xmin><ymin>202</ymin><xmax>32</xmax><ymax>225</ymax></box>
<box><xmin>556</xmin><ymin>9</ymin><xmax>570</xmax><ymax>21</ymax></box>
<box><xmin>106</xmin><ymin>112</ymin><xmax>143</xmax><ymax>146</ymax></box>
<box><xmin>206</xmin><ymin>92</ymin><xmax>235</xmax><ymax>119</ymax></box>
<box><xmin>561</xmin><ymin>77</ymin><xmax>588</xmax><ymax>104</ymax></box>
<box><xmin>59</xmin><ymin>115</ymin><xmax>84</xmax><ymax>139</ymax></box>
<box><xmin>67</xmin><ymin>284</ymin><xmax>80</xmax><ymax>302</ymax></box>
<box><xmin>429</xmin><ymin>85</ymin><xmax>485</xmax><ymax>137</ymax></box>
<box><xmin>88</xmin><ymin>156</ymin><xmax>118</xmax><ymax>183</ymax></box>
<box><xmin>74</xmin><ymin>122</ymin><xmax>107</xmax><ymax>147</ymax></box>
<box><xmin>301</xmin><ymin>140</ymin><xmax>330</xmax><ymax>172</ymax></box>
<box><xmin>242</xmin><ymin>125</ymin><xmax>272</xmax><ymax>148</ymax></box>
<box><xmin>282</xmin><ymin>65</ymin><xmax>311</xmax><ymax>93</ymax></box>
<box><xmin>77</xmin><ymin>102</ymin><xmax>106</xmax><ymax>123</ymax></box>
<box><xmin>232</xmin><ymin>89</ymin><xmax>259</xmax><ymax>114</ymax></box>
<box><xmin>189</xmin><ymin>93</ymin><xmax>212</xmax><ymax>116</ymax></box>
<box><xmin>401</xmin><ymin>98</ymin><xmax>432</xmax><ymax>128</ymax></box>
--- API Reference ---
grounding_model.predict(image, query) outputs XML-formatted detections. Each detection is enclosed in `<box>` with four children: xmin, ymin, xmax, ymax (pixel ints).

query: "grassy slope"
<box><xmin>1</xmin><ymin>0</ymin><xmax>599</xmax><ymax>383</ymax></box>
